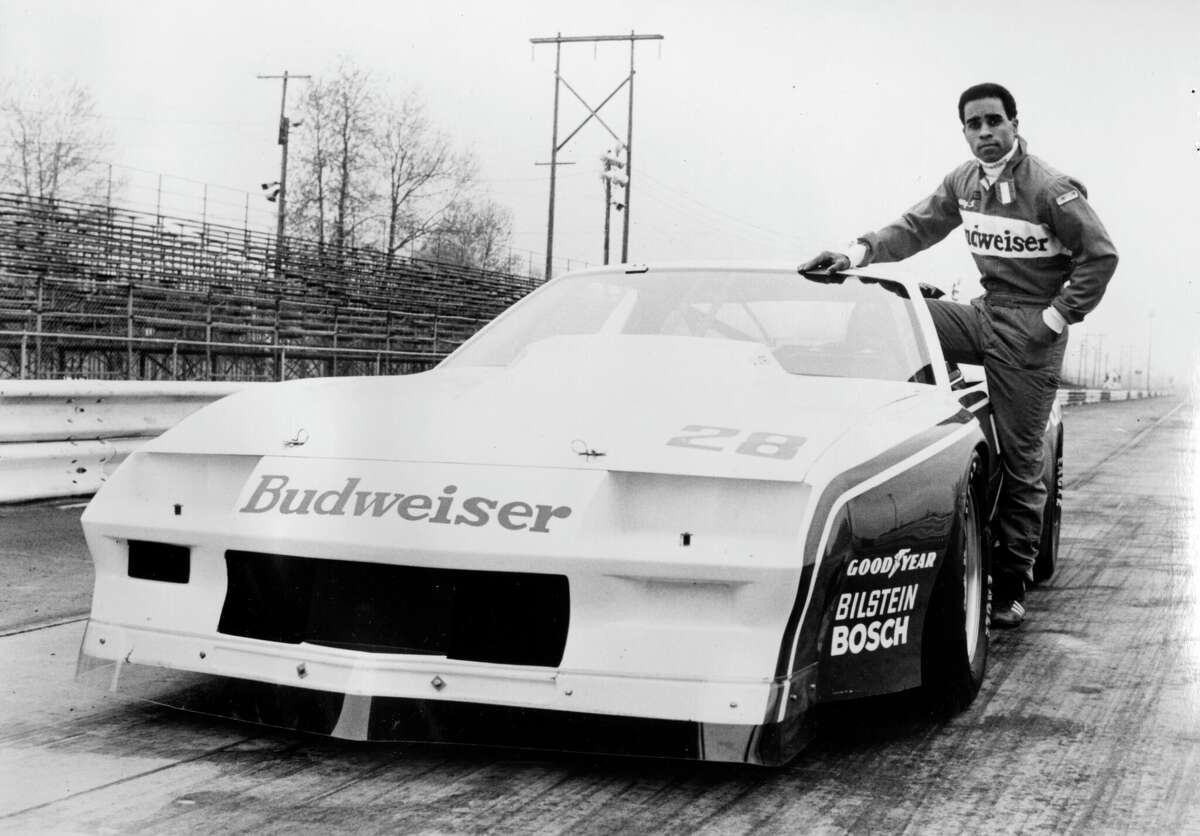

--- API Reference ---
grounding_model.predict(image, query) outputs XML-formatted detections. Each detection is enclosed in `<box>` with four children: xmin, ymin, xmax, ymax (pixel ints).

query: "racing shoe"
<box><xmin>991</xmin><ymin>573</ymin><xmax>1026</xmax><ymax>629</ymax></box>
<box><xmin>991</xmin><ymin>599</ymin><xmax>1026</xmax><ymax>629</ymax></box>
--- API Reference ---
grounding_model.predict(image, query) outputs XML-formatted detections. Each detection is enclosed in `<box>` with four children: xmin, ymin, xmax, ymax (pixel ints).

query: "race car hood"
<box><xmin>142</xmin><ymin>335</ymin><xmax>943</xmax><ymax>482</ymax></box>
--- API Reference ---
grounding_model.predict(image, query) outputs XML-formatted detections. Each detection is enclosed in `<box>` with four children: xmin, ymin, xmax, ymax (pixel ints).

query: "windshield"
<box><xmin>446</xmin><ymin>269</ymin><xmax>935</xmax><ymax>384</ymax></box>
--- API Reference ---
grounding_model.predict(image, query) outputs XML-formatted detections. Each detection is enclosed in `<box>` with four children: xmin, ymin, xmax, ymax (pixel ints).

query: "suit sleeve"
<box><xmin>1043</xmin><ymin>177</ymin><xmax>1118</xmax><ymax>324</ymax></box>
<box><xmin>859</xmin><ymin>173</ymin><xmax>963</xmax><ymax>265</ymax></box>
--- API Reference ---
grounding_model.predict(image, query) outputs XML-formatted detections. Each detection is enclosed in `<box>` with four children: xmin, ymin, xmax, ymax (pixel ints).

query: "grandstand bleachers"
<box><xmin>0</xmin><ymin>193</ymin><xmax>545</xmax><ymax>380</ymax></box>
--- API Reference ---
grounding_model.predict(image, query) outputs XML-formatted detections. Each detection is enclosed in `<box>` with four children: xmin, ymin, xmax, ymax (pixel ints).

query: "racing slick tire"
<box><xmin>922</xmin><ymin>451</ymin><xmax>989</xmax><ymax>713</ymax></box>
<box><xmin>1033</xmin><ymin>425</ymin><xmax>1064</xmax><ymax>583</ymax></box>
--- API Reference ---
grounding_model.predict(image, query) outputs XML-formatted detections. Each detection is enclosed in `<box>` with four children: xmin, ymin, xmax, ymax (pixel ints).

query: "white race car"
<box><xmin>77</xmin><ymin>264</ymin><xmax>1062</xmax><ymax>765</ymax></box>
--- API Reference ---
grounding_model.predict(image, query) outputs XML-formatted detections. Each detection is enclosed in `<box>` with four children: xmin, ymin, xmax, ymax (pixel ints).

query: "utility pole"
<box><xmin>621</xmin><ymin>32</ymin><xmax>636</xmax><ymax>263</ymax></box>
<box><xmin>258</xmin><ymin>70</ymin><xmax>311</xmax><ymax>279</ymax></box>
<box><xmin>604</xmin><ymin>164</ymin><xmax>612</xmax><ymax>265</ymax></box>
<box><xmin>531</xmin><ymin>31</ymin><xmax>663</xmax><ymax>279</ymax></box>
<box><xmin>544</xmin><ymin>37</ymin><xmax>561</xmax><ymax>281</ymax></box>
<box><xmin>601</xmin><ymin>147</ymin><xmax>627</xmax><ymax>264</ymax></box>
<box><xmin>1146</xmin><ymin>310</ymin><xmax>1154</xmax><ymax>391</ymax></box>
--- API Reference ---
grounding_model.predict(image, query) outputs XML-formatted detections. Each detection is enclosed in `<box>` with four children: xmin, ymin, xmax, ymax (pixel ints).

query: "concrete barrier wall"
<box><xmin>0</xmin><ymin>381</ymin><xmax>1170</xmax><ymax>505</ymax></box>
<box><xmin>1055</xmin><ymin>388</ymin><xmax>1165</xmax><ymax>407</ymax></box>
<box><xmin>0</xmin><ymin>380</ymin><xmax>253</xmax><ymax>503</ymax></box>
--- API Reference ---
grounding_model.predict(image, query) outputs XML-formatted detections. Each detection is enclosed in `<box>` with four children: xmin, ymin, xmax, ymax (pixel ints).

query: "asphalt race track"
<box><xmin>1</xmin><ymin>395</ymin><xmax>1196</xmax><ymax>834</ymax></box>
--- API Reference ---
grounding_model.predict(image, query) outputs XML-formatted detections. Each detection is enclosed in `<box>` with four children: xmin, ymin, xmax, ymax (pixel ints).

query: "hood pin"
<box><xmin>571</xmin><ymin>438</ymin><xmax>606</xmax><ymax>458</ymax></box>
<box><xmin>284</xmin><ymin>428</ymin><xmax>309</xmax><ymax>448</ymax></box>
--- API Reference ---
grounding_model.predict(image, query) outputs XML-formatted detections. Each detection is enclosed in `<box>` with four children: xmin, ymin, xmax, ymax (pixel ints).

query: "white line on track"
<box><xmin>57</xmin><ymin>502</ymin><xmax>90</xmax><ymax>510</ymax></box>
<box><xmin>0</xmin><ymin>614</ymin><xmax>88</xmax><ymax>638</ymax></box>
<box><xmin>1065</xmin><ymin>398</ymin><xmax>1188</xmax><ymax>491</ymax></box>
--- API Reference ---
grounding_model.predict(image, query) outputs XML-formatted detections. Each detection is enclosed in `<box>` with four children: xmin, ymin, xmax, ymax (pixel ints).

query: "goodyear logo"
<box><xmin>844</xmin><ymin>548</ymin><xmax>937</xmax><ymax>579</ymax></box>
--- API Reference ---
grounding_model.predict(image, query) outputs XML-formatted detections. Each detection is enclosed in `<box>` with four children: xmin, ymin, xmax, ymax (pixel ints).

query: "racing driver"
<box><xmin>800</xmin><ymin>82</ymin><xmax>1118</xmax><ymax>628</ymax></box>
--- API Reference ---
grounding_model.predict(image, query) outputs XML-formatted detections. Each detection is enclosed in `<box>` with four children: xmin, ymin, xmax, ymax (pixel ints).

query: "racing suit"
<box><xmin>855</xmin><ymin>137</ymin><xmax>1118</xmax><ymax>589</ymax></box>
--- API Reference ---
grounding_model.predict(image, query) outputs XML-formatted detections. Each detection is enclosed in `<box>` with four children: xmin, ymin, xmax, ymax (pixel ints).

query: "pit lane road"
<box><xmin>1</xmin><ymin>394</ymin><xmax>1196</xmax><ymax>834</ymax></box>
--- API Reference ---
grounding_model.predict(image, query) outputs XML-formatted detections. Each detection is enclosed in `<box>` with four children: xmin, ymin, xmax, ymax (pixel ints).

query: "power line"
<box><xmin>0</xmin><ymin>145</ymin><xmax>274</xmax><ymax>194</ymax></box>
<box><xmin>0</xmin><ymin>106</ymin><xmax>264</xmax><ymax>128</ymax></box>
<box><xmin>636</xmin><ymin>185</ymin><xmax>786</xmax><ymax>247</ymax></box>
<box><xmin>637</xmin><ymin>169</ymin><xmax>807</xmax><ymax>243</ymax></box>
<box><xmin>481</xmin><ymin>170</ymin><xmax>591</xmax><ymax>184</ymax></box>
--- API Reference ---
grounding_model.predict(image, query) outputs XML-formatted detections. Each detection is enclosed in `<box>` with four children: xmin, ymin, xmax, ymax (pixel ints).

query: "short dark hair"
<box><xmin>958</xmin><ymin>83</ymin><xmax>1017</xmax><ymax>123</ymax></box>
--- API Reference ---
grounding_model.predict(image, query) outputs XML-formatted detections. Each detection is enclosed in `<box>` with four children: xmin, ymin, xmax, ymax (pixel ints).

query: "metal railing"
<box><xmin>0</xmin><ymin>275</ymin><xmax>495</xmax><ymax>380</ymax></box>
<box><xmin>0</xmin><ymin>192</ymin><xmax>540</xmax><ymax>380</ymax></box>
<box><xmin>1</xmin><ymin>329</ymin><xmax>448</xmax><ymax>381</ymax></box>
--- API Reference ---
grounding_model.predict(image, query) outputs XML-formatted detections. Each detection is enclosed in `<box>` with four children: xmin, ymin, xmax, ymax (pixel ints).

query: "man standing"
<box><xmin>801</xmin><ymin>82</ymin><xmax>1118</xmax><ymax>628</ymax></box>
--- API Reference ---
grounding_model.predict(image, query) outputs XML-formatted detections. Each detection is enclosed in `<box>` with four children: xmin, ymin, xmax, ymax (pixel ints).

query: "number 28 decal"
<box><xmin>666</xmin><ymin>425</ymin><xmax>806</xmax><ymax>460</ymax></box>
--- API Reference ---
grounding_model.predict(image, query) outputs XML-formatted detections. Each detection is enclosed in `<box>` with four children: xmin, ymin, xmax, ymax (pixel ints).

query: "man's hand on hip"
<box><xmin>1029</xmin><ymin>308</ymin><xmax>1066</xmax><ymax>345</ymax></box>
<box><xmin>1041</xmin><ymin>306</ymin><xmax>1067</xmax><ymax>335</ymax></box>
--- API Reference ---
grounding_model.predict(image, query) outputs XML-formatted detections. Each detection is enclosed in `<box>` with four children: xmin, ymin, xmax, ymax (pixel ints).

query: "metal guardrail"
<box><xmin>0</xmin><ymin>379</ymin><xmax>250</xmax><ymax>443</ymax></box>
<box><xmin>0</xmin><ymin>380</ymin><xmax>254</xmax><ymax>502</ymax></box>
<box><xmin>0</xmin><ymin>382</ymin><xmax>1171</xmax><ymax>505</ymax></box>
<box><xmin>0</xmin><ymin>437</ymin><xmax>143</xmax><ymax>503</ymax></box>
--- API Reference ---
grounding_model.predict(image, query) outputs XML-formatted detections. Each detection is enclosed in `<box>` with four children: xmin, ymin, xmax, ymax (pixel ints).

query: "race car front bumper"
<box><xmin>79</xmin><ymin>451</ymin><xmax>822</xmax><ymax>763</ymax></box>
<box><xmin>77</xmin><ymin>620</ymin><xmax>819</xmax><ymax>765</ymax></box>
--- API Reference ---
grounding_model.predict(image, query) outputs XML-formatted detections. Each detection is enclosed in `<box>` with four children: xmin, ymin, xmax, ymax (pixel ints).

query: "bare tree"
<box><xmin>288</xmin><ymin>59</ymin><xmax>523</xmax><ymax>276</ymax></box>
<box><xmin>420</xmin><ymin>199</ymin><xmax>520</xmax><ymax>273</ymax></box>
<box><xmin>289</xmin><ymin>61</ymin><xmax>377</xmax><ymax>255</ymax></box>
<box><xmin>0</xmin><ymin>78</ymin><xmax>111</xmax><ymax>201</ymax></box>
<box><xmin>330</xmin><ymin>63</ymin><xmax>376</xmax><ymax>253</ymax></box>
<box><xmin>375</xmin><ymin>94</ymin><xmax>476</xmax><ymax>259</ymax></box>
<box><xmin>289</xmin><ymin>80</ymin><xmax>332</xmax><ymax>249</ymax></box>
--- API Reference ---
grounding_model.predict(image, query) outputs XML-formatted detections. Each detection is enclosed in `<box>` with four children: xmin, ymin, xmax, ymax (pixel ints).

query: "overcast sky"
<box><xmin>5</xmin><ymin>0</ymin><xmax>1199</xmax><ymax>386</ymax></box>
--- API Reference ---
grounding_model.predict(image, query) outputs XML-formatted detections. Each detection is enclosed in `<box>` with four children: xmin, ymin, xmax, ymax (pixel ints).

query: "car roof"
<box><xmin>554</xmin><ymin>262</ymin><xmax>928</xmax><ymax>296</ymax></box>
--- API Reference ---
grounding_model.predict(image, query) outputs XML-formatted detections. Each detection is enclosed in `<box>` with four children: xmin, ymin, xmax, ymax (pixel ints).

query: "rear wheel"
<box><xmin>1033</xmin><ymin>425</ymin><xmax>1063</xmax><ymax>583</ymax></box>
<box><xmin>922</xmin><ymin>452</ymin><xmax>989</xmax><ymax>712</ymax></box>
